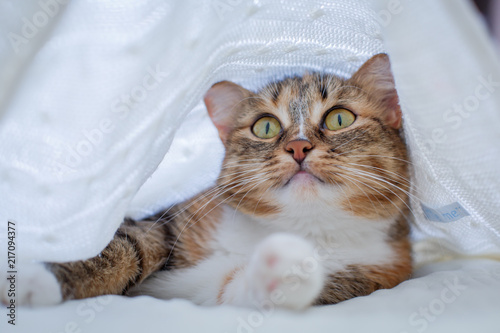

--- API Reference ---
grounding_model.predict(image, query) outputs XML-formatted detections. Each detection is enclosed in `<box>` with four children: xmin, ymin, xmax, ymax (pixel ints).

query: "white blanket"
<box><xmin>3</xmin><ymin>259</ymin><xmax>499</xmax><ymax>333</ymax></box>
<box><xmin>1</xmin><ymin>0</ymin><xmax>385</xmax><ymax>262</ymax></box>
<box><xmin>1</xmin><ymin>0</ymin><xmax>499</xmax><ymax>332</ymax></box>
<box><xmin>1</xmin><ymin>0</ymin><xmax>499</xmax><ymax>264</ymax></box>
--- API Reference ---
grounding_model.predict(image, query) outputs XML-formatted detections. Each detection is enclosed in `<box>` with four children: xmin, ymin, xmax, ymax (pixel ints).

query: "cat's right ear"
<box><xmin>350</xmin><ymin>53</ymin><xmax>402</xmax><ymax>129</ymax></box>
<box><xmin>204</xmin><ymin>81</ymin><xmax>253</xmax><ymax>143</ymax></box>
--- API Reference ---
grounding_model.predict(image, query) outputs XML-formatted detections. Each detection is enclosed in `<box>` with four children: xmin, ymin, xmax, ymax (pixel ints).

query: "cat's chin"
<box><xmin>285</xmin><ymin>170</ymin><xmax>322</xmax><ymax>188</ymax></box>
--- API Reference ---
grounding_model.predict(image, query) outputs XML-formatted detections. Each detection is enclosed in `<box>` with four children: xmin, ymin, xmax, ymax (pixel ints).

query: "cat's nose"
<box><xmin>285</xmin><ymin>140</ymin><xmax>313</xmax><ymax>164</ymax></box>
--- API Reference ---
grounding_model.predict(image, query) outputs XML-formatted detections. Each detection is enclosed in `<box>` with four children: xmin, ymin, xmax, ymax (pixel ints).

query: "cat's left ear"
<box><xmin>350</xmin><ymin>53</ymin><xmax>402</xmax><ymax>129</ymax></box>
<box><xmin>204</xmin><ymin>81</ymin><xmax>254</xmax><ymax>143</ymax></box>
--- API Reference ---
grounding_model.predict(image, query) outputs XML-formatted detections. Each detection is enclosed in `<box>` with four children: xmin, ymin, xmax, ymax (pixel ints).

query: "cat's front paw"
<box><xmin>1</xmin><ymin>263</ymin><xmax>62</xmax><ymax>307</ymax></box>
<box><xmin>246</xmin><ymin>233</ymin><xmax>324</xmax><ymax>310</ymax></box>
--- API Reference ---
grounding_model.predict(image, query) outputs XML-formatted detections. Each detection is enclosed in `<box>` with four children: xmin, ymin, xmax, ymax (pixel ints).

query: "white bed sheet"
<box><xmin>1</xmin><ymin>1</ymin><xmax>500</xmax><ymax>332</ymax></box>
<box><xmin>3</xmin><ymin>0</ymin><xmax>500</xmax><ymax>264</ymax></box>
<box><xmin>3</xmin><ymin>259</ymin><xmax>499</xmax><ymax>333</ymax></box>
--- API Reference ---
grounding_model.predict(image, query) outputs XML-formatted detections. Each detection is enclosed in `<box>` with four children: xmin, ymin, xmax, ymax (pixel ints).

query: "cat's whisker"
<box><xmin>218</xmin><ymin>162</ymin><xmax>270</xmax><ymax>175</ymax></box>
<box><xmin>175</xmin><ymin>179</ymin><xmax>270</xmax><ymax>263</ymax></box>
<box><xmin>160</xmin><ymin>172</ymin><xmax>265</xmax><ymax>223</ymax></box>
<box><xmin>186</xmin><ymin>176</ymin><xmax>267</xmax><ymax>232</ymax></box>
<box><xmin>339</xmin><ymin>165</ymin><xmax>413</xmax><ymax>193</ymax></box>
<box><xmin>328</xmin><ymin>176</ymin><xmax>356</xmax><ymax>214</ymax></box>
<box><xmin>163</xmin><ymin>169</ymin><xmax>269</xmax><ymax>228</ymax></box>
<box><xmin>147</xmin><ymin>170</ymin><xmax>266</xmax><ymax>232</ymax></box>
<box><xmin>346</xmin><ymin>165</ymin><xmax>423</xmax><ymax>199</ymax></box>
<box><xmin>146</xmin><ymin>182</ymin><xmax>233</xmax><ymax>231</ymax></box>
<box><xmin>339</xmin><ymin>173</ymin><xmax>411</xmax><ymax>219</ymax></box>
<box><xmin>232</xmin><ymin>174</ymin><xmax>272</xmax><ymax>220</ymax></box>
<box><xmin>347</xmin><ymin>154</ymin><xmax>417</xmax><ymax>167</ymax></box>
<box><xmin>343</xmin><ymin>162</ymin><xmax>414</xmax><ymax>188</ymax></box>
<box><xmin>338</xmin><ymin>167</ymin><xmax>412</xmax><ymax>200</ymax></box>
<box><xmin>251</xmin><ymin>181</ymin><xmax>273</xmax><ymax>216</ymax></box>
<box><xmin>232</xmin><ymin>169</ymin><xmax>274</xmax><ymax>208</ymax></box>
<box><xmin>144</xmin><ymin>204</ymin><xmax>177</xmax><ymax>231</ymax></box>
<box><xmin>219</xmin><ymin>164</ymin><xmax>264</xmax><ymax>173</ymax></box>
<box><xmin>193</xmin><ymin>173</ymin><xmax>271</xmax><ymax>225</ymax></box>
<box><xmin>165</xmin><ymin>176</ymin><xmax>269</xmax><ymax>263</ymax></box>
<box><xmin>46</xmin><ymin>54</ymin><xmax>414</xmax><ymax>308</ymax></box>
<box><xmin>160</xmin><ymin>178</ymin><xmax>261</xmax><ymax>244</ymax></box>
<box><xmin>220</xmin><ymin>159</ymin><xmax>263</xmax><ymax>167</ymax></box>
<box><xmin>338</xmin><ymin>166</ymin><xmax>421</xmax><ymax>204</ymax></box>
<box><xmin>218</xmin><ymin>166</ymin><xmax>269</xmax><ymax>180</ymax></box>
<box><xmin>339</xmin><ymin>173</ymin><xmax>384</xmax><ymax>217</ymax></box>
<box><xmin>337</xmin><ymin>169</ymin><xmax>418</xmax><ymax>219</ymax></box>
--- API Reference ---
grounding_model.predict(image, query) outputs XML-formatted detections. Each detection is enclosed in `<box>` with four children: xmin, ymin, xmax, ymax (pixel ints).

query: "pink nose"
<box><xmin>285</xmin><ymin>140</ymin><xmax>313</xmax><ymax>164</ymax></box>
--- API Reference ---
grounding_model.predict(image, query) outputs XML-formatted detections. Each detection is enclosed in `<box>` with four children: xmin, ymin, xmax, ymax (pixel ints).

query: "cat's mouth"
<box><xmin>283</xmin><ymin>168</ymin><xmax>324</xmax><ymax>187</ymax></box>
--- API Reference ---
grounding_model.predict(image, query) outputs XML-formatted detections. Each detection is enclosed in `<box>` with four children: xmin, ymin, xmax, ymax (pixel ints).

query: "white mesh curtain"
<box><xmin>0</xmin><ymin>0</ymin><xmax>499</xmax><ymax>264</ymax></box>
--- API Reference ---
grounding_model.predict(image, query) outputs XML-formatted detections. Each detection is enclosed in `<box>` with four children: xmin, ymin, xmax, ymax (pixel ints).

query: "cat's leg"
<box><xmin>315</xmin><ymin>240</ymin><xmax>412</xmax><ymax>305</ymax></box>
<box><xmin>0</xmin><ymin>219</ymin><xmax>171</xmax><ymax>306</ymax></box>
<box><xmin>219</xmin><ymin>233</ymin><xmax>325</xmax><ymax>310</ymax></box>
<box><xmin>0</xmin><ymin>262</ymin><xmax>63</xmax><ymax>306</ymax></box>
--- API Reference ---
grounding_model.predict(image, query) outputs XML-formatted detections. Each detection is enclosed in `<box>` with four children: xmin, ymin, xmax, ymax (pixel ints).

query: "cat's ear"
<box><xmin>204</xmin><ymin>81</ymin><xmax>253</xmax><ymax>143</ymax></box>
<box><xmin>350</xmin><ymin>53</ymin><xmax>402</xmax><ymax>129</ymax></box>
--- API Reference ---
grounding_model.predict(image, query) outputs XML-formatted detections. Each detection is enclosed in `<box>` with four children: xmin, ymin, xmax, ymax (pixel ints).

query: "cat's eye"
<box><xmin>252</xmin><ymin>116</ymin><xmax>281</xmax><ymax>139</ymax></box>
<box><xmin>324</xmin><ymin>109</ymin><xmax>356</xmax><ymax>131</ymax></box>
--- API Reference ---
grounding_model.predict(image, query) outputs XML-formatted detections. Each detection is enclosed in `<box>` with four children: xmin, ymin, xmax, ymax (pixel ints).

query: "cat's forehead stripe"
<box><xmin>319</xmin><ymin>76</ymin><xmax>328</xmax><ymax>100</ymax></box>
<box><xmin>259</xmin><ymin>73</ymin><xmax>359</xmax><ymax>139</ymax></box>
<box><xmin>298</xmin><ymin>112</ymin><xmax>306</xmax><ymax>139</ymax></box>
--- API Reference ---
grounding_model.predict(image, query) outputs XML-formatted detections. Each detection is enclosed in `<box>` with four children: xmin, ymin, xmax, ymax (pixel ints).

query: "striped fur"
<box><xmin>47</xmin><ymin>53</ymin><xmax>412</xmax><ymax>308</ymax></box>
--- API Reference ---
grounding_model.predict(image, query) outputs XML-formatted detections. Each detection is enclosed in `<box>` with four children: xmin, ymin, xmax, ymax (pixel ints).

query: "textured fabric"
<box><xmin>4</xmin><ymin>259</ymin><xmax>500</xmax><ymax>332</ymax></box>
<box><xmin>372</xmin><ymin>0</ymin><xmax>500</xmax><ymax>262</ymax></box>
<box><xmin>0</xmin><ymin>0</ymin><xmax>499</xmax><ymax>264</ymax></box>
<box><xmin>0</xmin><ymin>0</ymin><xmax>384</xmax><ymax>262</ymax></box>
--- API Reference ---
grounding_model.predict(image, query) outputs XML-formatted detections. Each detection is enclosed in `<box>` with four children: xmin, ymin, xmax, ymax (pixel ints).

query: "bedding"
<box><xmin>0</xmin><ymin>0</ymin><xmax>499</xmax><ymax>331</ymax></box>
<box><xmin>4</xmin><ymin>259</ymin><xmax>500</xmax><ymax>332</ymax></box>
<box><xmin>0</xmin><ymin>0</ymin><xmax>498</xmax><ymax>264</ymax></box>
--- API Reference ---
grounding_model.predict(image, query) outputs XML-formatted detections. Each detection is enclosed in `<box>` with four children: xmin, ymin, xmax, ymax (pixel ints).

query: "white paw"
<box><xmin>246</xmin><ymin>233</ymin><xmax>324</xmax><ymax>310</ymax></box>
<box><xmin>1</xmin><ymin>263</ymin><xmax>62</xmax><ymax>307</ymax></box>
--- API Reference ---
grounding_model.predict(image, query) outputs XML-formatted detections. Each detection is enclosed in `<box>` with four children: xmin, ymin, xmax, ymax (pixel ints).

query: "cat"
<box><xmin>1</xmin><ymin>53</ymin><xmax>412</xmax><ymax>309</ymax></box>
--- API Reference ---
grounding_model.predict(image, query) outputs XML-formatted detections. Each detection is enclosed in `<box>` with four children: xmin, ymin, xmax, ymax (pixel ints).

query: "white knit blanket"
<box><xmin>1</xmin><ymin>1</ymin><xmax>499</xmax><ymax>331</ymax></box>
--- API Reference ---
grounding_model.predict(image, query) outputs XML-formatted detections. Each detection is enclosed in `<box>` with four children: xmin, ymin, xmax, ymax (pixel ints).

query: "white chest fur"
<box><xmin>214</xmin><ymin>202</ymin><xmax>396</xmax><ymax>271</ymax></box>
<box><xmin>134</xmin><ymin>201</ymin><xmax>397</xmax><ymax>305</ymax></box>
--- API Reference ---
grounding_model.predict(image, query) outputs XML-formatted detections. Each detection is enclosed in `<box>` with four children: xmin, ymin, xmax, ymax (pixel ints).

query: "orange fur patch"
<box><xmin>217</xmin><ymin>268</ymin><xmax>241</xmax><ymax>305</ymax></box>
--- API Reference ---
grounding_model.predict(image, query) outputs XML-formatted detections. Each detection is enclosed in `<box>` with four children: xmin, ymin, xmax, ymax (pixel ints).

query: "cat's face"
<box><xmin>204</xmin><ymin>54</ymin><xmax>409</xmax><ymax>220</ymax></box>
